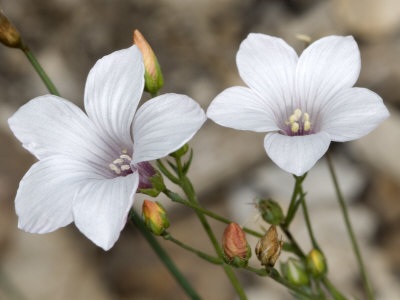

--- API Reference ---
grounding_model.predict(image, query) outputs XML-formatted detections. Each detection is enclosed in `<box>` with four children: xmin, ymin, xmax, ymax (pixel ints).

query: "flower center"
<box><xmin>284</xmin><ymin>108</ymin><xmax>312</xmax><ymax>136</ymax></box>
<box><xmin>109</xmin><ymin>149</ymin><xmax>133</xmax><ymax>176</ymax></box>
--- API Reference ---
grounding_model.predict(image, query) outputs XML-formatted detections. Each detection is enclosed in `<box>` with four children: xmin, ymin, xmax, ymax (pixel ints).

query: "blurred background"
<box><xmin>1</xmin><ymin>0</ymin><xmax>400</xmax><ymax>299</ymax></box>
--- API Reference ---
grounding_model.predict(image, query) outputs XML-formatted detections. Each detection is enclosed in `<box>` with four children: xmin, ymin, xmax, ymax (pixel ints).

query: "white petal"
<box><xmin>8</xmin><ymin>95</ymin><xmax>117</xmax><ymax>177</ymax></box>
<box><xmin>295</xmin><ymin>36</ymin><xmax>361</xmax><ymax>117</ymax></box>
<box><xmin>15</xmin><ymin>156</ymin><xmax>100</xmax><ymax>234</ymax></box>
<box><xmin>321</xmin><ymin>88</ymin><xmax>389</xmax><ymax>142</ymax></box>
<box><xmin>84</xmin><ymin>45</ymin><xmax>144</xmax><ymax>149</ymax></box>
<box><xmin>207</xmin><ymin>86</ymin><xmax>280</xmax><ymax>132</ymax></box>
<box><xmin>264</xmin><ymin>132</ymin><xmax>331</xmax><ymax>176</ymax></box>
<box><xmin>131</xmin><ymin>94</ymin><xmax>206</xmax><ymax>164</ymax></box>
<box><xmin>236</xmin><ymin>33</ymin><xmax>298</xmax><ymax>119</ymax></box>
<box><xmin>73</xmin><ymin>172</ymin><xmax>139</xmax><ymax>251</ymax></box>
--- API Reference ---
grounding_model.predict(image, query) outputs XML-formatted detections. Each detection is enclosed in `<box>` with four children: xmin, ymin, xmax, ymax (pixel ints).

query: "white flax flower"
<box><xmin>9</xmin><ymin>45</ymin><xmax>206</xmax><ymax>250</ymax></box>
<box><xmin>207</xmin><ymin>34</ymin><xmax>389</xmax><ymax>176</ymax></box>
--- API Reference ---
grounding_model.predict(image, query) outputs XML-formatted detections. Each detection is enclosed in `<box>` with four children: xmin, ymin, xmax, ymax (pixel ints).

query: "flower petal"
<box><xmin>321</xmin><ymin>88</ymin><xmax>389</xmax><ymax>142</ymax></box>
<box><xmin>84</xmin><ymin>45</ymin><xmax>144</xmax><ymax>149</ymax></box>
<box><xmin>295</xmin><ymin>36</ymin><xmax>361</xmax><ymax>117</ymax></box>
<box><xmin>8</xmin><ymin>95</ymin><xmax>117</xmax><ymax>177</ymax></box>
<box><xmin>236</xmin><ymin>33</ymin><xmax>298</xmax><ymax>119</ymax></box>
<box><xmin>131</xmin><ymin>94</ymin><xmax>206</xmax><ymax>164</ymax></box>
<box><xmin>264</xmin><ymin>132</ymin><xmax>331</xmax><ymax>176</ymax></box>
<box><xmin>207</xmin><ymin>86</ymin><xmax>280</xmax><ymax>132</ymax></box>
<box><xmin>15</xmin><ymin>156</ymin><xmax>100</xmax><ymax>234</ymax></box>
<box><xmin>73</xmin><ymin>172</ymin><xmax>139</xmax><ymax>251</ymax></box>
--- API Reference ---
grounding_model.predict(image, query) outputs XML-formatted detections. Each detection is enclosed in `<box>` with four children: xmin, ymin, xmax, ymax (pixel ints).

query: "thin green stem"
<box><xmin>129</xmin><ymin>209</ymin><xmax>201</xmax><ymax>300</ymax></box>
<box><xmin>326</xmin><ymin>153</ymin><xmax>374</xmax><ymax>300</ymax></box>
<box><xmin>162</xmin><ymin>232</ymin><xmax>222</xmax><ymax>265</ymax></box>
<box><xmin>244</xmin><ymin>266</ymin><xmax>322</xmax><ymax>300</ymax></box>
<box><xmin>21</xmin><ymin>46</ymin><xmax>60</xmax><ymax>96</ymax></box>
<box><xmin>321</xmin><ymin>277</ymin><xmax>347</xmax><ymax>300</ymax></box>
<box><xmin>173</xmin><ymin>155</ymin><xmax>247</xmax><ymax>300</ymax></box>
<box><xmin>298</xmin><ymin>183</ymin><xmax>319</xmax><ymax>250</ymax></box>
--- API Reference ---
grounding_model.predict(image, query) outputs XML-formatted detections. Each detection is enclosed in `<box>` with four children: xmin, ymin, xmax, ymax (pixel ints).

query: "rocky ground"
<box><xmin>1</xmin><ymin>0</ymin><xmax>400</xmax><ymax>299</ymax></box>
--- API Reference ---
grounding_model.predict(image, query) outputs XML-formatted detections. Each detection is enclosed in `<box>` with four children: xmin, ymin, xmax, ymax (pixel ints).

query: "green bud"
<box><xmin>256</xmin><ymin>198</ymin><xmax>284</xmax><ymax>225</ymax></box>
<box><xmin>142</xmin><ymin>200</ymin><xmax>170</xmax><ymax>235</ymax></box>
<box><xmin>281</xmin><ymin>258</ymin><xmax>309</xmax><ymax>286</ymax></box>
<box><xmin>169</xmin><ymin>143</ymin><xmax>189</xmax><ymax>158</ymax></box>
<box><xmin>133</xmin><ymin>29</ymin><xmax>164</xmax><ymax>95</ymax></box>
<box><xmin>307</xmin><ymin>249</ymin><xmax>327</xmax><ymax>277</ymax></box>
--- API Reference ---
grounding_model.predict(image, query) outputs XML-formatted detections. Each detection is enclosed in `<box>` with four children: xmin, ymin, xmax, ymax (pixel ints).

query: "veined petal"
<box><xmin>73</xmin><ymin>171</ymin><xmax>139</xmax><ymax>251</ymax></box>
<box><xmin>296</xmin><ymin>36</ymin><xmax>361</xmax><ymax>117</ymax></box>
<box><xmin>8</xmin><ymin>95</ymin><xmax>116</xmax><ymax>177</ymax></box>
<box><xmin>264</xmin><ymin>132</ymin><xmax>331</xmax><ymax>176</ymax></box>
<box><xmin>236</xmin><ymin>33</ymin><xmax>298</xmax><ymax>119</ymax></box>
<box><xmin>84</xmin><ymin>45</ymin><xmax>144</xmax><ymax>149</ymax></box>
<box><xmin>15</xmin><ymin>156</ymin><xmax>101</xmax><ymax>234</ymax></box>
<box><xmin>321</xmin><ymin>88</ymin><xmax>390</xmax><ymax>142</ymax></box>
<box><xmin>131</xmin><ymin>94</ymin><xmax>206</xmax><ymax>164</ymax></box>
<box><xmin>207</xmin><ymin>86</ymin><xmax>280</xmax><ymax>132</ymax></box>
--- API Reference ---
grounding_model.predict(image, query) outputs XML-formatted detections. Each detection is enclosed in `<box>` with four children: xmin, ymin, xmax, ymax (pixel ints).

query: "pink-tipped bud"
<box><xmin>255</xmin><ymin>225</ymin><xmax>284</xmax><ymax>267</ymax></box>
<box><xmin>0</xmin><ymin>10</ymin><xmax>22</xmax><ymax>48</ymax></box>
<box><xmin>142</xmin><ymin>200</ymin><xmax>169</xmax><ymax>235</ymax></box>
<box><xmin>222</xmin><ymin>223</ymin><xmax>251</xmax><ymax>267</ymax></box>
<box><xmin>133</xmin><ymin>29</ymin><xmax>164</xmax><ymax>94</ymax></box>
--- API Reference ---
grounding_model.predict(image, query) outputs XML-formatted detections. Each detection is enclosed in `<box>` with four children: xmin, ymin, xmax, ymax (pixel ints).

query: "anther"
<box><xmin>291</xmin><ymin>122</ymin><xmax>299</xmax><ymax>133</ymax></box>
<box><xmin>122</xmin><ymin>149</ymin><xmax>128</xmax><ymax>154</ymax></box>
<box><xmin>304</xmin><ymin>121</ymin><xmax>311</xmax><ymax>131</ymax></box>
<box><xmin>303</xmin><ymin>113</ymin><xmax>310</xmax><ymax>122</ymax></box>
<box><xmin>120</xmin><ymin>154</ymin><xmax>132</xmax><ymax>161</ymax></box>
<box><xmin>121</xmin><ymin>165</ymin><xmax>131</xmax><ymax>171</ymax></box>
<box><xmin>113</xmin><ymin>158</ymin><xmax>124</xmax><ymax>164</ymax></box>
<box><xmin>109</xmin><ymin>163</ymin><xmax>121</xmax><ymax>175</ymax></box>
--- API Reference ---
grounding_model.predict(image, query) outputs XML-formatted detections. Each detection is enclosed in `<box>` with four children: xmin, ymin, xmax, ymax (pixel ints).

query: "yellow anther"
<box><xmin>109</xmin><ymin>163</ymin><xmax>121</xmax><ymax>175</ymax></box>
<box><xmin>122</xmin><ymin>149</ymin><xmax>128</xmax><ymax>154</ymax></box>
<box><xmin>304</xmin><ymin>121</ymin><xmax>311</xmax><ymax>131</ymax></box>
<box><xmin>121</xmin><ymin>165</ymin><xmax>131</xmax><ymax>171</ymax></box>
<box><xmin>294</xmin><ymin>109</ymin><xmax>302</xmax><ymax>119</ymax></box>
<box><xmin>291</xmin><ymin>122</ymin><xmax>300</xmax><ymax>133</ymax></box>
<box><xmin>289</xmin><ymin>114</ymin><xmax>297</xmax><ymax>123</ymax></box>
<box><xmin>303</xmin><ymin>113</ymin><xmax>310</xmax><ymax>122</ymax></box>
<box><xmin>120</xmin><ymin>154</ymin><xmax>132</xmax><ymax>161</ymax></box>
<box><xmin>113</xmin><ymin>158</ymin><xmax>124</xmax><ymax>164</ymax></box>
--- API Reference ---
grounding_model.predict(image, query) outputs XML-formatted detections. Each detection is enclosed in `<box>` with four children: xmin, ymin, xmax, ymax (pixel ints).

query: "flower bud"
<box><xmin>255</xmin><ymin>225</ymin><xmax>283</xmax><ymax>267</ymax></box>
<box><xmin>169</xmin><ymin>143</ymin><xmax>189</xmax><ymax>158</ymax></box>
<box><xmin>256</xmin><ymin>198</ymin><xmax>284</xmax><ymax>225</ymax></box>
<box><xmin>133</xmin><ymin>29</ymin><xmax>164</xmax><ymax>95</ymax></box>
<box><xmin>136</xmin><ymin>162</ymin><xmax>166</xmax><ymax>197</ymax></box>
<box><xmin>281</xmin><ymin>258</ymin><xmax>309</xmax><ymax>286</ymax></box>
<box><xmin>307</xmin><ymin>249</ymin><xmax>327</xmax><ymax>277</ymax></box>
<box><xmin>0</xmin><ymin>10</ymin><xmax>23</xmax><ymax>48</ymax></box>
<box><xmin>142</xmin><ymin>200</ymin><xmax>169</xmax><ymax>235</ymax></box>
<box><xmin>222</xmin><ymin>223</ymin><xmax>251</xmax><ymax>267</ymax></box>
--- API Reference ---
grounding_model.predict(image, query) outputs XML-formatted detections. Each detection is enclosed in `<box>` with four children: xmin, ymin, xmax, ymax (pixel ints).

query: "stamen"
<box><xmin>113</xmin><ymin>158</ymin><xmax>124</xmax><ymax>164</ymax></box>
<box><xmin>109</xmin><ymin>163</ymin><xmax>121</xmax><ymax>175</ymax></box>
<box><xmin>291</xmin><ymin>122</ymin><xmax>299</xmax><ymax>133</ymax></box>
<box><xmin>285</xmin><ymin>108</ymin><xmax>312</xmax><ymax>135</ymax></box>
<box><xmin>294</xmin><ymin>109</ymin><xmax>302</xmax><ymax>119</ymax></box>
<box><xmin>122</xmin><ymin>149</ymin><xmax>128</xmax><ymax>154</ymax></box>
<box><xmin>303</xmin><ymin>113</ymin><xmax>310</xmax><ymax>122</ymax></box>
<box><xmin>121</xmin><ymin>165</ymin><xmax>131</xmax><ymax>171</ymax></box>
<box><xmin>304</xmin><ymin>121</ymin><xmax>311</xmax><ymax>131</ymax></box>
<box><xmin>120</xmin><ymin>154</ymin><xmax>132</xmax><ymax>161</ymax></box>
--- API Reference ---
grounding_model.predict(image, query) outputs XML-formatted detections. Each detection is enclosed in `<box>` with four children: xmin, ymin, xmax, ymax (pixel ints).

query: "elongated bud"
<box><xmin>255</xmin><ymin>225</ymin><xmax>283</xmax><ymax>267</ymax></box>
<box><xmin>281</xmin><ymin>258</ymin><xmax>309</xmax><ymax>286</ymax></box>
<box><xmin>142</xmin><ymin>200</ymin><xmax>170</xmax><ymax>235</ymax></box>
<box><xmin>169</xmin><ymin>143</ymin><xmax>189</xmax><ymax>158</ymax></box>
<box><xmin>0</xmin><ymin>10</ymin><xmax>23</xmax><ymax>48</ymax></box>
<box><xmin>307</xmin><ymin>249</ymin><xmax>327</xmax><ymax>277</ymax></box>
<box><xmin>256</xmin><ymin>198</ymin><xmax>284</xmax><ymax>225</ymax></box>
<box><xmin>222</xmin><ymin>223</ymin><xmax>251</xmax><ymax>267</ymax></box>
<box><xmin>136</xmin><ymin>162</ymin><xmax>166</xmax><ymax>197</ymax></box>
<box><xmin>133</xmin><ymin>29</ymin><xmax>164</xmax><ymax>94</ymax></box>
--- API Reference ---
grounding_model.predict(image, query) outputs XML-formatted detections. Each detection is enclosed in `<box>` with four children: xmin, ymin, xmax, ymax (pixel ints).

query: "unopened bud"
<box><xmin>222</xmin><ymin>223</ymin><xmax>251</xmax><ymax>267</ymax></box>
<box><xmin>136</xmin><ymin>162</ymin><xmax>166</xmax><ymax>197</ymax></box>
<box><xmin>142</xmin><ymin>200</ymin><xmax>169</xmax><ymax>235</ymax></box>
<box><xmin>255</xmin><ymin>225</ymin><xmax>284</xmax><ymax>267</ymax></box>
<box><xmin>133</xmin><ymin>29</ymin><xmax>164</xmax><ymax>94</ymax></box>
<box><xmin>0</xmin><ymin>10</ymin><xmax>23</xmax><ymax>48</ymax></box>
<box><xmin>307</xmin><ymin>249</ymin><xmax>327</xmax><ymax>277</ymax></box>
<box><xmin>256</xmin><ymin>198</ymin><xmax>284</xmax><ymax>225</ymax></box>
<box><xmin>281</xmin><ymin>258</ymin><xmax>309</xmax><ymax>286</ymax></box>
<box><xmin>170</xmin><ymin>143</ymin><xmax>189</xmax><ymax>158</ymax></box>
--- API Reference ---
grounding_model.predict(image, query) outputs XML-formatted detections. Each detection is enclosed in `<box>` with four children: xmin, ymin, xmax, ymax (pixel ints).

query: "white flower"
<box><xmin>8</xmin><ymin>45</ymin><xmax>206</xmax><ymax>250</ymax></box>
<box><xmin>207</xmin><ymin>34</ymin><xmax>389</xmax><ymax>176</ymax></box>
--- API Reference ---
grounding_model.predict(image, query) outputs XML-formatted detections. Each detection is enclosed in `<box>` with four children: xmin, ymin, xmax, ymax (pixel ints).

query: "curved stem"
<box><xmin>326</xmin><ymin>153</ymin><xmax>374</xmax><ymax>300</ymax></box>
<box><xmin>129</xmin><ymin>209</ymin><xmax>201</xmax><ymax>300</ymax></box>
<box><xmin>162</xmin><ymin>232</ymin><xmax>222</xmax><ymax>265</ymax></box>
<box><xmin>21</xmin><ymin>46</ymin><xmax>60</xmax><ymax>96</ymax></box>
<box><xmin>321</xmin><ymin>277</ymin><xmax>347</xmax><ymax>300</ymax></box>
<box><xmin>298</xmin><ymin>184</ymin><xmax>319</xmax><ymax>250</ymax></box>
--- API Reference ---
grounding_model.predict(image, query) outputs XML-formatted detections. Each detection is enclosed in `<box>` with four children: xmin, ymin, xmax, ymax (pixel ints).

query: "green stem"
<box><xmin>244</xmin><ymin>266</ymin><xmax>322</xmax><ymax>300</ymax></box>
<box><xmin>21</xmin><ymin>46</ymin><xmax>60</xmax><ymax>96</ymax></box>
<box><xmin>129</xmin><ymin>209</ymin><xmax>201</xmax><ymax>300</ymax></box>
<box><xmin>321</xmin><ymin>277</ymin><xmax>347</xmax><ymax>300</ymax></box>
<box><xmin>163</xmin><ymin>189</ymin><xmax>263</xmax><ymax>238</ymax></box>
<box><xmin>162</xmin><ymin>232</ymin><xmax>222</xmax><ymax>265</ymax></box>
<box><xmin>174</xmin><ymin>156</ymin><xmax>247</xmax><ymax>300</ymax></box>
<box><xmin>284</xmin><ymin>175</ymin><xmax>303</xmax><ymax>227</ymax></box>
<box><xmin>297</xmin><ymin>183</ymin><xmax>319</xmax><ymax>250</ymax></box>
<box><xmin>326</xmin><ymin>154</ymin><xmax>374</xmax><ymax>300</ymax></box>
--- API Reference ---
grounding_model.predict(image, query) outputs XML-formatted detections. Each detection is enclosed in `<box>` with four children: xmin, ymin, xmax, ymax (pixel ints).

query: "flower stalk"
<box><xmin>326</xmin><ymin>153</ymin><xmax>374</xmax><ymax>300</ymax></box>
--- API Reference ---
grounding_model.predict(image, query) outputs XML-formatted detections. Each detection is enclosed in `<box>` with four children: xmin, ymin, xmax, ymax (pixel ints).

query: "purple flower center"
<box><xmin>282</xmin><ymin>108</ymin><xmax>313</xmax><ymax>136</ymax></box>
<box><xmin>108</xmin><ymin>149</ymin><xmax>133</xmax><ymax>176</ymax></box>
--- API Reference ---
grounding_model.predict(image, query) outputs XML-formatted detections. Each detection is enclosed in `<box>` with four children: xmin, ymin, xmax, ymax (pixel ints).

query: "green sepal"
<box><xmin>144</xmin><ymin>55</ymin><xmax>164</xmax><ymax>95</ymax></box>
<box><xmin>138</xmin><ymin>170</ymin><xmax>166</xmax><ymax>197</ymax></box>
<box><xmin>256</xmin><ymin>198</ymin><xmax>284</xmax><ymax>225</ymax></box>
<box><xmin>169</xmin><ymin>143</ymin><xmax>189</xmax><ymax>158</ymax></box>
